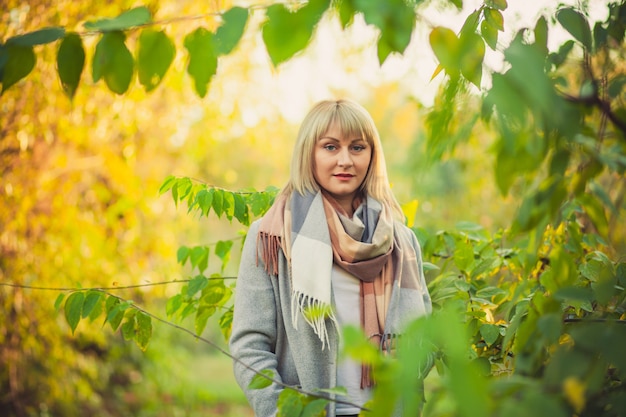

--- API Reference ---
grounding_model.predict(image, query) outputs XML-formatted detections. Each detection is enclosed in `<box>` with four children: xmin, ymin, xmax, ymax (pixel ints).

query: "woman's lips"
<box><xmin>334</xmin><ymin>173</ymin><xmax>355</xmax><ymax>180</ymax></box>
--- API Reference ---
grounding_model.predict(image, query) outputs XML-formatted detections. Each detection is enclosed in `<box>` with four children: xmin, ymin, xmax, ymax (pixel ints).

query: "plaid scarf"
<box><xmin>257</xmin><ymin>190</ymin><xmax>422</xmax><ymax>387</ymax></box>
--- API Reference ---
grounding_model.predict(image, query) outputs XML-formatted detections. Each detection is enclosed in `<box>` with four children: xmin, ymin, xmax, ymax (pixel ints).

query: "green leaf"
<box><xmin>196</xmin><ymin>189</ymin><xmax>214</xmax><ymax>216</ymax></box>
<box><xmin>121</xmin><ymin>314</ymin><xmax>136</xmax><ymax>340</ymax></box>
<box><xmin>472</xmin><ymin>356</ymin><xmax>492</xmax><ymax>377</ymax></box>
<box><xmin>214</xmin><ymin>7</ymin><xmax>249</xmax><ymax>56</ymax></box>
<box><xmin>177</xmin><ymin>245</ymin><xmax>190</xmax><ymax>265</ymax></box>
<box><xmin>475</xmin><ymin>286</ymin><xmax>506</xmax><ymax>298</ymax></box>
<box><xmin>184</xmin><ymin>27</ymin><xmax>217</xmax><ymax>98</ymax></box>
<box><xmin>248</xmin><ymin>369</ymin><xmax>275</xmax><ymax>389</ymax></box>
<box><xmin>247</xmin><ymin>191</ymin><xmax>271</xmax><ymax>216</ymax></box>
<box><xmin>459</xmin><ymin>31</ymin><xmax>485</xmax><ymax>87</ymax></box>
<box><xmin>578</xmin><ymin>194</ymin><xmax>609</xmax><ymax>239</ymax></box>
<box><xmin>486</xmin><ymin>0</ymin><xmax>507</xmax><ymax>10</ymax></box>
<box><xmin>175</xmin><ymin>177</ymin><xmax>193</xmax><ymax>202</ymax></box>
<box><xmin>216</xmin><ymin>240</ymin><xmax>233</xmax><ymax>262</ymax></box>
<box><xmin>548</xmin><ymin>40</ymin><xmax>574</xmax><ymax>69</ymax></box>
<box><xmin>480</xmin><ymin>323</ymin><xmax>500</xmax><ymax>346</ymax></box>
<box><xmin>534</xmin><ymin>16</ymin><xmax>548</xmax><ymax>55</ymax></box>
<box><xmin>222</xmin><ymin>191</ymin><xmax>235</xmax><ymax>220</ymax></box>
<box><xmin>219</xmin><ymin>308</ymin><xmax>233</xmax><ymax>341</ymax></box>
<box><xmin>159</xmin><ymin>175</ymin><xmax>177</xmax><ymax>194</ymax></box>
<box><xmin>554</xmin><ymin>286</ymin><xmax>593</xmax><ymax>303</ymax></box>
<box><xmin>92</xmin><ymin>31</ymin><xmax>134</xmax><ymax>94</ymax></box>
<box><xmin>503</xmin><ymin>300</ymin><xmax>528</xmax><ymax>349</ymax></box>
<box><xmin>0</xmin><ymin>45</ymin><xmax>7</xmax><ymax>80</ymax></box>
<box><xmin>262</xmin><ymin>0</ymin><xmax>330</xmax><ymax>67</ymax></box>
<box><xmin>608</xmin><ymin>74</ymin><xmax>626</xmax><ymax>98</ymax></box>
<box><xmin>212</xmin><ymin>189</ymin><xmax>224</xmax><ymax>217</ymax></box>
<box><xmin>81</xmin><ymin>291</ymin><xmax>103</xmax><ymax>318</ymax></box>
<box><xmin>549</xmin><ymin>149</ymin><xmax>570</xmax><ymax>177</ymax></box>
<box><xmin>342</xmin><ymin>325</ymin><xmax>379</xmax><ymax>362</ymax></box>
<box><xmin>454</xmin><ymin>239</ymin><xmax>475</xmax><ymax>272</ymax></box>
<box><xmin>542</xmin><ymin>247</ymin><xmax>577</xmax><ymax>293</ymax></box>
<box><xmin>202</xmin><ymin>278</ymin><xmax>231</xmax><ymax>305</ymax></box>
<box><xmin>180</xmin><ymin>301</ymin><xmax>197</xmax><ymax>320</ymax></box>
<box><xmin>64</xmin><ymin>292</ymin><xmax>85</xmax><ymax>334</ymax></box>
<box><xmin>135</xmin><ymin>311</ymin><xmax>152</xmax><ymax>350</ymax></box>
<box><xmin>137</xmin><ymin>29</ymin><xmax>175</xmax><ymax>92</ymax></box>
<box><xmin>187</xmin><ymin>275</ymin><xmax>209</xmax><ymax>297</ymax></box>
<box><xmin>316</xmin><ymin>386</ymin><xmax>348</xmax><ymax>396</ymax></box>
<box><xmin>195</xmin><ymin>305</ymin><xmax>215</xmax><ymax>335</ymax></box>
<box><xmin>190</xmin><ymin>246</ymin><xmax>209</xmax><ymax>273</ymax></box>
<box><xmin>593</xmin><ymin>20</ymin><xmax>609</xmax><ymax>50</ymax></box>
<box><xmin>484</xmin><ymin>8</ymin><xmax>504</xmax><ymax>31</ymax></box>
<box><xmin>423</xmin><ymin>261</ymin><xmax>440</xmax><ymax>271</ymax></box>
<box><xmin>7</xmin><ymin>27</ymin><xmax>65</xmax><ymax>46</ymax></box>
<box><xmin>56</xmin><ymin>33</ymin><xmax>85</xmax><ymax>99</ymax></box>
<box><xmin>301</xmin><ymin>398</ymin><xmax>328</xmax><ymax>417</ymax></box>
<box><xmin>120</xmin><ymin>320</ymin><xmax>135</xmax><ymax>341</ymax></box>
<box><xmin>536</xmin><ymin>313</ymin><xmax>562</xmax><ymax>344</ymax></box>
<box><xmin>480</xmin><ymin>19</ymin><xmax>498</xmax><ymax>51</ymax></box>
<box><xmin>233</xmin><ymin>193</ymin><xmax>249</xmax><ymax>225</ymax></box>
<box><xmin>355</xmin><ymin>0</ymin><xmax>415</xmax><ymax>63</ymax></box>
<box><xmin>104</xmin><ymin>296</ymin><xmax>125</xmax><ymax>331</ymax></box>
<box><xmin>556</xmin><ymin>7</ymin><xmax>593</xmax><ymax>51</ymax></box>
<box><xmin>1</xmin><ymin>44</ymin><xmax>35</xmax><ymax>94</ymax></box>
<box><xmin>337</xmin><ymin>0</ymin><xmax>355</xmax><ymax>28</ymax></box>
<box><xmin>429</xmin><ymin>27</ymin><xmax>459</xmax><ymax>76</ymax></box>
<box><xmin>185</xmin><ymin>183</ymin><xmax>203</xmax><ymax>211</ymax></box>
<box><xmin>460</xmin><ymin>9</ymin><xmax>481</xmax><ymax>37</ymax></box>
<box><xmin>166</xmin><ymin>293</ymin><xmax>183</xmax><ymax>317</ymax></box>
<box><xmin>277</xmin><ymin>389</ymin><xmax>304</xmax><ymax>417</ymax></box>
<box><xmin>84</xmin><ymin>6</ymin><xmax>152</xmax><ymax>32</ymax></box>
<box><xmin>54</xmin><ymin>293</ymin><xmax>65</xmax><ymax>311</ymax></box>
<box><xmin>488</xmin><ymin>35</ymin><xmax>558</xmax><ymax>125</ymax></box>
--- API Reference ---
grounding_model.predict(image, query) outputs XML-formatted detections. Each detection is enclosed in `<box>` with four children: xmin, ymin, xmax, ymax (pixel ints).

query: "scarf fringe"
<box><xmin>257</xmin><ymin>231</ymin><xmax>281</xmax><ymax>276</ymax></box>
<box><xmin>291</xmin><ymin>290</ymin><xmax>337</xmax><ymax>350</ymax></box>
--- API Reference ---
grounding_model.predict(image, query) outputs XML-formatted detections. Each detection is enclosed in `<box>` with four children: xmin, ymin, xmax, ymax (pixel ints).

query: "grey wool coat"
<box><xmin>229</xmin><ymin>220</ymin><xmax>432</xmax><ymax>417</ymax></box>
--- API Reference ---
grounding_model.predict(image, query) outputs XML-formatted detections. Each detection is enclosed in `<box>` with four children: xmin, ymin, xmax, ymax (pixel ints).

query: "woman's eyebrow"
<box><xmin>318</xmin><ymin>136</ymin><xmax>365</xmax><ymax>142</ymax></box>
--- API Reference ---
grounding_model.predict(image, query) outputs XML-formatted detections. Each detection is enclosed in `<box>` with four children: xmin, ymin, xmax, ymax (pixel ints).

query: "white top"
<box><xmin>331</xmin><ymin>264</ymin><xmax>372</xmax><ymax>415</ymax></box>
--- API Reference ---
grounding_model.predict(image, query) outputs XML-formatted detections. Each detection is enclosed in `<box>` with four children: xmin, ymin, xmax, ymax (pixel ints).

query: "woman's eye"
<box><xmin>352</xmin><ymin>145</ymin><xmax>365</xmax><ymax>152</ymax></box>
<box><xmin>324</xmin><ymin>144</ymin><xmax>337</xmax><ymax>151</ymax></box>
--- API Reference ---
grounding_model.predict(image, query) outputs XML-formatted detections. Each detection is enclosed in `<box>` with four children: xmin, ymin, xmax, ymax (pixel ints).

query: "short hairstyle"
<box><xmin>282</xmin><ymin>99</ymin><xmax>404</xmax><ymax>220</ymax></box>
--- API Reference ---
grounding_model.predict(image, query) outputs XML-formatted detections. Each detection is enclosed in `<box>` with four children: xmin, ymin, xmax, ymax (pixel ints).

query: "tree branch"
<box><xmin>0</xmin><ymin>278</ymin><xmax>235</xmax><ymax>292</ymax></box>
<box><xmin>560</xmin><ymin>91</ymin><xmax>626</xmax><ymax>137</ymax></box>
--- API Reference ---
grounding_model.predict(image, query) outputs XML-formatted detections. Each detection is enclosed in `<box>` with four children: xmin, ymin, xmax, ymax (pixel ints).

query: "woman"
<box><xmin>229</xmin><ymin>99</ymin><xmax>432</xmax><ymax>417</ymax></box>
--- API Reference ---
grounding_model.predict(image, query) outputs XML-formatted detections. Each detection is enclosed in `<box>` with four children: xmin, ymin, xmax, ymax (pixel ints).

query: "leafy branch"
<box><xmin>1</xmin><ymin>0</ymin><xmax>433</xmax><ymax>99</ymax></box>
<box><xmin>0</xmin><ymin>280</ymin><xmax>369</xmax><ymax>414</ymax></box>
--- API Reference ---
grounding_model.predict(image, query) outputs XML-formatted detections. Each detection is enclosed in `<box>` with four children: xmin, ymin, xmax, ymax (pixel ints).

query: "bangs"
<box><xmin>319</xmin><ymin>104</ymin><xmax>376</xmax><ymax>146</ymax></box>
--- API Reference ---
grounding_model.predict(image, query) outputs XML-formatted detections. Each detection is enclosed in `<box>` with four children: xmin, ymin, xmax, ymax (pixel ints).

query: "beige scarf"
<box><xmin>257</xmin><ymin>190</ymin><xmax>422</xmax><ymax>387</ymax></box>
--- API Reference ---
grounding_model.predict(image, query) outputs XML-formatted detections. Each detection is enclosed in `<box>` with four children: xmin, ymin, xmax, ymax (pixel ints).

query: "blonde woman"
<box><xmin>229</xmin><ymin>99</ymin><xmax>432</xmax><ymax>417</ymax></box>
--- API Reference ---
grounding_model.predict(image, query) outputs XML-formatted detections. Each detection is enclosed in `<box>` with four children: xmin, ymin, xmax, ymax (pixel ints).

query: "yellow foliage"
<box><xmin>563</xmin><ymin>376</ymin><xmax>586</xmax><ymax>414</ymax></box>
<box><xmin>401</xmin><ymin>199</ymin><xmax>419</xmax><ymax>228</ymax></box>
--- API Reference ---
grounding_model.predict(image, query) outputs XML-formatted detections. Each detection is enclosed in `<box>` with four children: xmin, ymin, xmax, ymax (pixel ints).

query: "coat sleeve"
<box><xmin>229</xmin><ymin>221</ymin><xmax>283</xmax><ymax>417</ymax></box>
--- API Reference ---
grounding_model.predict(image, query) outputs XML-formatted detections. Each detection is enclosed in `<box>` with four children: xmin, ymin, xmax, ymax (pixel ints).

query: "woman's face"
<box><xmin>313</xmin><ymin>122</ymin><xmax>372</xmax><ymax>213</ymax></box>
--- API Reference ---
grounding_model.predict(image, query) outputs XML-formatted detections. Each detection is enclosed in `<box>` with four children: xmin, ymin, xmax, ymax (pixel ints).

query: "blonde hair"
<box><xmin>281</xmin><ymin>99</ymin><xmax>404</xmax><ymax>220</ymax></box>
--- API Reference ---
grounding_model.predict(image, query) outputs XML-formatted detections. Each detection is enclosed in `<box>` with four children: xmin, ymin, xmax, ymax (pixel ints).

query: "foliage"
<box><xmin>2</xmin><ymin>0</ymin><xmax>626</xmax><ymax>416</ymax></box>
<box><xmin>0</xmin><ymin>0</ymin><xmax>421</xmax><ymax>98</ymax></box>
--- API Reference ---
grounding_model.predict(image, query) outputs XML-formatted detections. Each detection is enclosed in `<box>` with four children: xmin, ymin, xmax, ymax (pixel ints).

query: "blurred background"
<box><xmin>0</xmin><ymin>0</ymin><xmax>618</xmax><ymax>416</ymax></box>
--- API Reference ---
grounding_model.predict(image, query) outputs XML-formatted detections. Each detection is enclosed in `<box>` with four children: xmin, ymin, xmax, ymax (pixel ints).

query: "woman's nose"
<box><xmin>337</xmin><ymin>148</ymin><xmax>353</xmax><ymax>167</ymax></box>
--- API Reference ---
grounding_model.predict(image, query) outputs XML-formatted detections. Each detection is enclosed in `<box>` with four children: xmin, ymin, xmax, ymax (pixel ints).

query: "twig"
<box><xmin>0</xmin><ymin>278</ymin><xmax>235</xmax><ymax>292</ymax></box>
